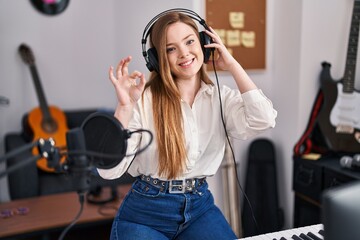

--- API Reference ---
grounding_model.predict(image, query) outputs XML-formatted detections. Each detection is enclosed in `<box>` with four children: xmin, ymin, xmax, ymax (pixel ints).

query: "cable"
<box><xmin>211</xmin><ymin>54</ymin><xmax>260</xmax><ymax>233</ymax></box>
<box><xmin>86</xmin><ymin>186</ymin><xmax>118</xmax><ymax>205</ymax></box>
<box><xmin>58</xmin><ymin>192</ymin><xmax>85</xmax><ymax>240</ymax></box>
<box><xmin>98</xmin><ymin>204</ymin><xmax>118</xmax><ymax>217</ymax></box>
<box><xmin>64</xmin><ymin>128</ymin><xmax>153</xmax><ymax>160</ymax></box>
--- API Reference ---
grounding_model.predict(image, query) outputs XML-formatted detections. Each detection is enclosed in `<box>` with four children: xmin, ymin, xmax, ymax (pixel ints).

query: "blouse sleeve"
<box><xmin>222</xmin><ymin>87</ymin><xmax>277</xmax><ymax>140</ymax></box>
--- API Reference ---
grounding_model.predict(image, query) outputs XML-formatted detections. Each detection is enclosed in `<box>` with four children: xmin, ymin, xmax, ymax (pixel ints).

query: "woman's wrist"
<box><xmin>229</xmin><ymin>62</ymin><xmax>258</xmax><ymax>93</ymax></box>
<box><xmin>114</xmin><ymin>103</ymin><xmax>134</xmax><ymax>128</ymax></box>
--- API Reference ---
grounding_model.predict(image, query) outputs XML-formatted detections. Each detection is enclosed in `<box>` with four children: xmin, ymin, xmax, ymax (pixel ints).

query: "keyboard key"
<box><xmin>299</xmin><ymin>233</ymin><xmax>313</xmax><ymax>240</ymax></box>
<box><xmin>307</xmin><ymin>232</ymin><xmax>322</xmax><ymax>240</ymax></box>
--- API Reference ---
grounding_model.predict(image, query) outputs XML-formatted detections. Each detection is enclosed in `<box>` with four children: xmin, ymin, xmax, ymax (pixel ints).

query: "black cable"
<box><xmin>58</xmin><ymin>192</ymin><xmax>85</xmax><ymax>240</ymax></box>
<box><xmin>64</xmin><ymin>128</ymin><xmax>153</xmax><ymax>160</ymax></box>
<box><xmin>97</xmin><ymin>204</ymin><xmax>118</xmax><ymax>217</ymax></box>
<box><xmin>211</xmin><ymin>54</ymin><xmax>260</xmax><ymax>233</ymax></box>
<box><xmin>86</xmin><ymin>186</ymin><xmax>118</xmax><ymax>205</ymax></box>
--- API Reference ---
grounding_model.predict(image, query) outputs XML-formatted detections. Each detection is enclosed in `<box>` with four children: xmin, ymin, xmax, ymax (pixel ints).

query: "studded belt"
<box><xmin>139</xmin><ymin>174</ymin><xmax>206</xmax><ymax>194</ymax></box>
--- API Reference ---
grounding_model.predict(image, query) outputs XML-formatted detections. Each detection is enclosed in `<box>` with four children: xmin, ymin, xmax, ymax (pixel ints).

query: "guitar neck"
<box><xmin>29</xmin><ymin>64</ymin><xmax>52</xmax><ymax>121</ymax></box>
<box><xmin>343</xmin><ymin>0</ymin><xmax>360</xmax><ymax>93</ymax></box>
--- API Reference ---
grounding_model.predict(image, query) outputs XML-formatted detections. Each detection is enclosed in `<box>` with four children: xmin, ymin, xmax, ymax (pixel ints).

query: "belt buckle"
<box><xmin>169</xmin><ymin>180</ymin><xmax>185</xmax><ymax>194</ymax></box>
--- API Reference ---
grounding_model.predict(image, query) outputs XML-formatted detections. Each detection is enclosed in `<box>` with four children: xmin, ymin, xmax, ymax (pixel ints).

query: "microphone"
<box><xmin>66</xmin><ymin>128</ymin><xmax>91</xmax><ymax>193</ymax></box>
<box><xmin>340</xmin><ymin>154</ymin><xmax>360</xmax><ymax>170</ymax></box>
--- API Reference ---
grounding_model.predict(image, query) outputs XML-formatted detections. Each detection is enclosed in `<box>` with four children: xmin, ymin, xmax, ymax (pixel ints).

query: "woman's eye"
<box><xmin>166</xmin><ymin>47</ymin><xmax>175</xmax><ymax>53</ymax></box>
<box><xmin>187</xmin><ymin>39</ymin><xmax>195</xmax><ymax>45</ymax></box>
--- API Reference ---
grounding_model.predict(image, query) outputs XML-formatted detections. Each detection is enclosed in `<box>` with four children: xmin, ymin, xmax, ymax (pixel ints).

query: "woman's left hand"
<box><xmin>204</xmin><ymin>27</ymin><xmax>238</xmax><ymax>71</ymax></box>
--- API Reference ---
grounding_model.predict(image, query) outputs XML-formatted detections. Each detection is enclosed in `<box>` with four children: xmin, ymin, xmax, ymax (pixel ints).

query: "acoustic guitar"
<box><xmin>18</xmin><ymin>44</ymin><xmax>68</xmax><ymax>172</ymax></box>
<box><xmin>317</xmin><ymin>0</ymin><xmax>360</xmax><ymax>153</ymax></box>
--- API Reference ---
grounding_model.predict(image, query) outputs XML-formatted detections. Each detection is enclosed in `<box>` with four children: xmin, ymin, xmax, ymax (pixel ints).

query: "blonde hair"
<box><xmin>143</xmin><ymin>12</ymin><xmax>213</xmax><ymax>179</ymax></box>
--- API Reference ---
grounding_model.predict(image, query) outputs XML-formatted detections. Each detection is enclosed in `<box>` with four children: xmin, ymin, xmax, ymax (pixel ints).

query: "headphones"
<box><xmin>141</xmin><ymin>8</ymin><xmax>214</xmax><ymax>73</ymax></box>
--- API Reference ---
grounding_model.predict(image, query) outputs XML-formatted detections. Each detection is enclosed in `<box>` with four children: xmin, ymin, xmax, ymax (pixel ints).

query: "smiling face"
<box><xmin>165</xmin><ymin>22</ymin><xmax>204</xmax><ymax>81</ymax></box>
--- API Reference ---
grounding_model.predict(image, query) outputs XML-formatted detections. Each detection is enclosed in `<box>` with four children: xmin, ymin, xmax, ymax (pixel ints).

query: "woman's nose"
<box><xmin>178</xmin><ymin>46</ymin><xmax>189</xmax><ymax>58</ymax></box>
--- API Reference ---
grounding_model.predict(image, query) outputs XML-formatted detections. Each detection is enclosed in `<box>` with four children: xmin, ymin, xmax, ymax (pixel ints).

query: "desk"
<box><xmin>0</xmin><ymin>184</ymin><xmax>131</xmax><ymax>239</ymax></box>
<box><xmin>293</xmin><ymin>156</ymin><xmax>360</xmax><ymax>227</ymax></box>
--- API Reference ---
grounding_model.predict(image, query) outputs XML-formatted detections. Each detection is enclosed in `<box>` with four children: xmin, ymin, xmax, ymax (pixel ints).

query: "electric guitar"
<box><xmin>317</xmin><ymin>0</ymin><xmax>360</xmax><ymax>153</ymax></box>
<box><xmin>18</xmin><ymin>44</ymin><xmax>68</xmax><ymax>172</ymax></box>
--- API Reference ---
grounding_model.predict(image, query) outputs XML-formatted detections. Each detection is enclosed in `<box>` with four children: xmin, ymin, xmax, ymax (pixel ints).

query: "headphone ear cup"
<box><xmin>146</xmin><ymin>47</ymin><xmax>159</xmax><ymax>73</ymax></box>
<box><xmin>199</xmin><ymin>31</ymin><xmax>213</xmax><ymax>63</ymax></box>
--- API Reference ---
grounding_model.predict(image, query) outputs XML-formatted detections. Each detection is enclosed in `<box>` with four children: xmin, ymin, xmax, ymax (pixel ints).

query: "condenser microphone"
<box><xmin>340</xmin><ymin>154</ymin><xmax>360</xmax><ymax>170</ymax></box>
<box><xmin>66</xmin><ymin>128</ymin><xmax>91</xmax><ymax>193</ymax></box>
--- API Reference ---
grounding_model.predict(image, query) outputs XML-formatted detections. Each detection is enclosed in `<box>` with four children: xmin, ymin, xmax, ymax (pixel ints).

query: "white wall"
<box><xmin>271</xmin><ymin>0</ymin><xmax>360</xmax><ymax>229</ymax></box>
<box><xmin>271</xmin><ymin>0</ymin><xmax>303</xmax><ymax>229</ymax></box>
<box><xmin>1</xmin><ymin>0</ymin><xmax>359</xmax><ymax>231</ymax></box>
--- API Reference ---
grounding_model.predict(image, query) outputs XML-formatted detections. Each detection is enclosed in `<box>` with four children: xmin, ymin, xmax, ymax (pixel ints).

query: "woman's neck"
<box><xmin>176</xmin><ymin>77</ymin><xmax>201</xmax><ymax>107</ymax></box>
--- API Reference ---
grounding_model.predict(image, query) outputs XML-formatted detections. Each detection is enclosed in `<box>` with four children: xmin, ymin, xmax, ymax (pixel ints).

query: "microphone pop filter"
<box><xmin>81</xmin><ymin>112</ymin><xmax>129</xmax><ymax>169</ymax></box>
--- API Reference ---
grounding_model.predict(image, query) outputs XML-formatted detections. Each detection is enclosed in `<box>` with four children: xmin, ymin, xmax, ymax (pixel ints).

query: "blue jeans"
<box><xmin>110</xmin><ymin>178</ymin><xmax>237</xmax><ymax>240</ymax></box>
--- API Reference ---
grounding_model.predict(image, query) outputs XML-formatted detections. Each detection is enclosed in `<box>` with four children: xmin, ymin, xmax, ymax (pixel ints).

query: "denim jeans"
<box><xmin>110</xmin><ymin>178</ymin><xmax>237</xmax><ymax>240</ymax></box>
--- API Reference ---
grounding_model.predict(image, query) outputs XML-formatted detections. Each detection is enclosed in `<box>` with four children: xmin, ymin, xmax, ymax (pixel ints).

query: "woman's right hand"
<box><xmin>109</xmin><ymin>56</ymin><xmax>146</xmax><ymax>108</ymax></box>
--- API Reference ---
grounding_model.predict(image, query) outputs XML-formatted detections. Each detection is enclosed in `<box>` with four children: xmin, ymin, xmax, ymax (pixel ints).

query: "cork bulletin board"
<box><xmin>205</xmin><ymin>0</ymin><xmax>266</xmax><ymax>70</ymax></box>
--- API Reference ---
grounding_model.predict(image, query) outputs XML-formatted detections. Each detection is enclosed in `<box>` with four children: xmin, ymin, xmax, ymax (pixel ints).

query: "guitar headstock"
<box><xmin>19</xmin><ymin>44</ymin><xmax>35</xmax><ymax>66</ymax></box>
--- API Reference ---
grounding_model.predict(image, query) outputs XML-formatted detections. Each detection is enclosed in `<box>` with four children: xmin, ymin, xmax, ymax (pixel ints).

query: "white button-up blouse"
<box><xmin>97</xmin><ymin>82</ymin><xmax>277</xmax><ymax>181</ymax></box>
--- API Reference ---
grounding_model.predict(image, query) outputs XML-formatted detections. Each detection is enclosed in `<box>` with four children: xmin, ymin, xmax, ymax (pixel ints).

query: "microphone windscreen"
<box><xmin>81</xmin><ymin>112</ymin><xmax>129</xmax><ymax>169</ymax></box>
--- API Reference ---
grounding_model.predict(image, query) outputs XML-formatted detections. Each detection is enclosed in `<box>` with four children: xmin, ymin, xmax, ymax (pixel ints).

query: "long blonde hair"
<box><xmin>143</xmin><ymin>12</ymin><xmax>213</xmax><ymax>179</ymax></box>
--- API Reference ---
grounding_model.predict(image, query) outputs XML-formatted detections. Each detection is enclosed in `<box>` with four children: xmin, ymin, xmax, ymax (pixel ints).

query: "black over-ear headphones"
<box><xmin>141</xmin><ymin>8</ymin><xmax>214</xmax><ymax>73</ymax></box>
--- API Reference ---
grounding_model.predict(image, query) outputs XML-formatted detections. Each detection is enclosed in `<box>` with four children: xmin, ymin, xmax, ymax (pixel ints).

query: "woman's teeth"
<box><xmin>180</xmin><ymin>59</ymin><xmax>193</xmax><ymax>66</ymax></box>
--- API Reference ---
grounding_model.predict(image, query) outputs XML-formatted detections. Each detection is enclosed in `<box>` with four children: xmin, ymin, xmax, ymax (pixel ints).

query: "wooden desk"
<box><xmin>0</xmin><ymin>184</ymin><xmax>131</xmax><ymax>239</ymax></box>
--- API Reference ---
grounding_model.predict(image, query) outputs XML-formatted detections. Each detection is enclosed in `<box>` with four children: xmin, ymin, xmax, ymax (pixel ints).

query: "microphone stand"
<box><xmin>0</xmin><ymin>138</ymin><xmax>60</xmax><ymax>179</ymax></box>
<box><xmin>0</xmin><ymin>129</ymin><xmax>92</xmax><ymax>191</ymax></box>
<box><xmin>0</xmin><ymin>129</ymin><xmax>93</xmax><ymax>240</ymax></box>
<box><xmin>58</xmin><ymin>128</ymin><xmax>91</xmax><ymax>240</ymax></box>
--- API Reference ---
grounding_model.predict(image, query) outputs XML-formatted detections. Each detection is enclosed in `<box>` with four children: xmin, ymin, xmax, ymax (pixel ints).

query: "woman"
<box><xmin>98</xmin><ymin>10</ymin><xmax>277</xmax><ymax>240</ymax></box>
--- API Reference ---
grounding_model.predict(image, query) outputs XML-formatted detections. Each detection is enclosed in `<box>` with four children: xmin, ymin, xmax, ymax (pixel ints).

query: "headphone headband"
<box><xmin>142</xmin><ymin>8</ymin><xmax>209</xmax><ymax>42</ymax></box>
<box><xmin>141</xmin><ymin>8</ymin><xmax>212</xmax><ymax>72</ymax></box>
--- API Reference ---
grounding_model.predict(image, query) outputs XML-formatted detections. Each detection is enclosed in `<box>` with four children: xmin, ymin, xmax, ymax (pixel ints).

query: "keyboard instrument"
<box><xmin>239</xmin><ymin>223</ymin><xmax>324</xmax><ymax>240</ymax></box>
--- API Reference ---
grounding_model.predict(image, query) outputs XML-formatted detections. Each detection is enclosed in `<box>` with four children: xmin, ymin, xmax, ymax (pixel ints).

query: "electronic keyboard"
<box><xmin>239</xmin><ymin>223</ymin><xmax>324</xmax><ymax>240</ymax></box>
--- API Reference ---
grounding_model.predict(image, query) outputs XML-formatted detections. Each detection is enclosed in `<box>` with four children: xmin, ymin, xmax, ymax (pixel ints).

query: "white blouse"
<box><xmin>97</xmin><ymin>82</ymin><xmax>277</xmax><ymax>181</ymax></box>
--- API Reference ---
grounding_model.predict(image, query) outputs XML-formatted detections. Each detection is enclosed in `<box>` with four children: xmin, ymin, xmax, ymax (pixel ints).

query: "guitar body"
<box><xmin>28</xmin><ymin>105</ymin><xmax>69</xmax><ymax>172</ymax></box>
<box><xmin>330</xmin><ymin>84</ymin><xmax>360</xmax><ymax>130</ymax></box>
<box><xmin>317</xmin><ymin>62</ymin><xmax>360</xmax><ymax>153</ymax></box>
